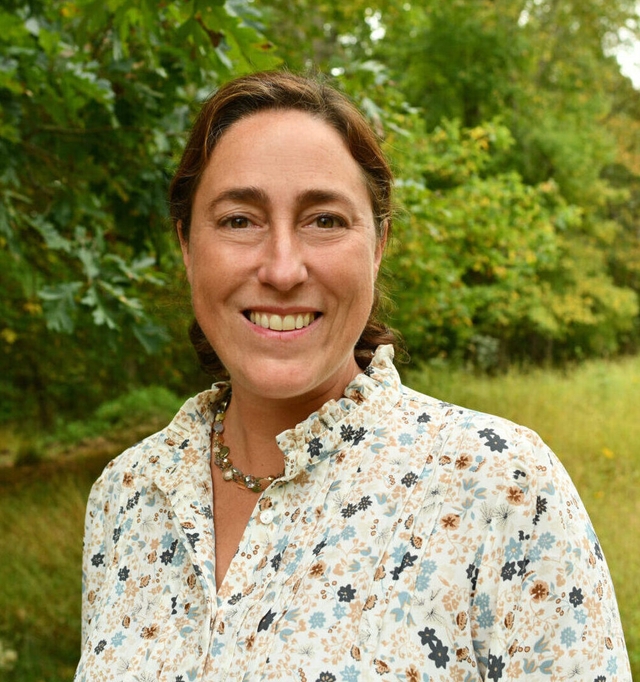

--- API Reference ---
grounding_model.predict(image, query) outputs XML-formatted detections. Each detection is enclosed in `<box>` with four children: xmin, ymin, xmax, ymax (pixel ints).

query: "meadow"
<box><xmin>0</xmin><ymin>356</ymin><xmax>638</xmax><ymax>680</ymax></box>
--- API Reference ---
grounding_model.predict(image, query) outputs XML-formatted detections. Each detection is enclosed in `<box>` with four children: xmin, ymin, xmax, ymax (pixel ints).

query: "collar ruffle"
<box><xmin>164</xmin><ymin>344</ymin><xmax>402</xmax><ymax>483</ymax></box>
<box><xmin>274</xmin><ymin>344</ymin><xmax>401</xmax><ymax>478</ymax></box>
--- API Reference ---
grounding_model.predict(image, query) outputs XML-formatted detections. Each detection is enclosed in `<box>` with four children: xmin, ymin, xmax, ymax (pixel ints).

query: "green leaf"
<box><xmin>39</xmin><ymin>282</ymin><xmax>83</xmax><ymax>333</ymax></box>
<box><xmin>132</xmin><ymin>321</ymin><xmax>171</xmax><ymax>354</ymax></box>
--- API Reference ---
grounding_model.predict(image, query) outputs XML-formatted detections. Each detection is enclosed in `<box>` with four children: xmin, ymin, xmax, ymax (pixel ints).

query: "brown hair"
<box><xmin>169</xmin><ymin>71</ymin><xmax>401</xmax><ymax>378</ymax></box>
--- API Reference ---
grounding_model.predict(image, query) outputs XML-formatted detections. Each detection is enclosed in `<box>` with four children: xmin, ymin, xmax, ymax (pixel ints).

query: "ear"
<box><xmin>373</xmin><ymin>219</ymin><xmax>389</xmax><ymax>276</ymax></box>
<box><xmin>177</xmin><ymin>221</ymin><xmax>191</xmax><ymax>280</ymax></box>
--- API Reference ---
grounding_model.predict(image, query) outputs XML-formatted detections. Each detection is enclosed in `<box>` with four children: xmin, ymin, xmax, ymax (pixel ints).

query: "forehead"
<box><xmin>196</xmin><ymin>109</ymin><xmax>372</xmax><ymax>207</ymax></box>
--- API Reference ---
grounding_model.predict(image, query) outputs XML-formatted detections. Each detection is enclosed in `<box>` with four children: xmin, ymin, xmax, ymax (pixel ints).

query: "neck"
<box><xmin>222</xmin><ymin>359</ymin><xmax>361</xmax><ymax>473</ymax></box>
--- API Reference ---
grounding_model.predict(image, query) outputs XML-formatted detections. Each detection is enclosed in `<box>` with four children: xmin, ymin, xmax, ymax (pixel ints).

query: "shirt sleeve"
<box><xmin>80</xmin><ymin>467</ymin><xmax>113</xmax><ymax>647</ymax></box>
<box><xmin>475</xmin><ymin>432</ymin><xmax>631</xmax><ymax>680</ymax></box>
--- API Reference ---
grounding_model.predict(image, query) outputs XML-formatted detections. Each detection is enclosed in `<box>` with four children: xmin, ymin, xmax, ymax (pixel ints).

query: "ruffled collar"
<box><xmin>164</xmin><ymin>345</ymin><xmax>402</xmax><ymax>484</ymax></box>
<box><xmin>274</xmin><ymin>344</ymin><xmax>401</xmax><ymax>478</ymax></box>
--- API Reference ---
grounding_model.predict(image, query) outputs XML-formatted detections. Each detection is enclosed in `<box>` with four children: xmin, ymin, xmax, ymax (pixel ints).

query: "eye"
<box><xmin>312</xmin><ymin>214</ymin><xmax>346</xmax><ymax>229</ymax></box>
<box><xmin>222</xmin><ymin>215</ymin><xmax>252</xmax><ymax>229</ymax></box>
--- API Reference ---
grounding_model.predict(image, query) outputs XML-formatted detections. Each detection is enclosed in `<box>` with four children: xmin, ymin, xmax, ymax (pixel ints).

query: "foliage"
<box><xmin>260</xmin><ymin>0</ymin><xmax>640</xmax><ymax>366</ymax></box>
<box><xmin>384</xmin><ymin>114</ymin><xmax>638</xmax><ymax>365</ymax></box>
<box><xmin>0</xmin><ymin>0</ymin><xmax>277</xmax><ymax>422</ymax></box>
<box><xmin>48</xmin><ymin>385</ymin><xmax>184</xmax><ymax>445</ymax></box>
<box><xmin>2</xmin><ymin>0</ymin><xmax>640</xmax><ymax>425</ymax></box>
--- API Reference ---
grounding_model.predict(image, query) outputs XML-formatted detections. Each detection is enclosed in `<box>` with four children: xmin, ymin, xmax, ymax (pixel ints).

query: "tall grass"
<box><xmin>405</xmin><ymin>354</ymin><xmax>640</xmax><ymax>677</ymax></box>
<box><xmin>0</xmin><ymin>386</ymin><xmax>185</xmax><ymax>681</ymax></box>
<box><xmin>0</xmin><ymin>359</ymin><xmax>638</xmax><ymax>679</ymax></box>
<box><xmin>0</xmin><ymin>466</ymin><xmax>97</xmax><ymax>681</ymax></box>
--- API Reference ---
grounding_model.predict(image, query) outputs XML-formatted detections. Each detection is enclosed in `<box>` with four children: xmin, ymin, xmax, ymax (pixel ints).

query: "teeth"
<box><xmin>249</xmin><ymin>311</ymin><xmax>316</xmax><ymax>331</ymax></box>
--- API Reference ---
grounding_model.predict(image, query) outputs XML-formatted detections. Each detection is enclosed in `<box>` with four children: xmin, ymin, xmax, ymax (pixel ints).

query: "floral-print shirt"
<box><xmin>75</xmin><ymin>345</ymin><xmax>631</xmax><ymax>681</ymax></box>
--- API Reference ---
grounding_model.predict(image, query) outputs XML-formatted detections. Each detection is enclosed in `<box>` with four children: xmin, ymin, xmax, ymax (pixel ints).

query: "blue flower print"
<box><xmin>340</xmin><ymin>664</ymin><xmax>360</xmax><ymax>681</ymax></box>
<box><xmin>536</xmin><ymin>532</ymin><xmax>556</xmax><ymax>550</ymax></box>
<box><xmin>111</xmin><ymin>632</ymin><xmax>126</xmax><ymax>647</ymax></box>
<box><xmin>573</xmin><ymin>607</ymin><xmax>587</xmax><ymax>625</ymax></box>
<box><xmin>527</xmin><ymin>545</ymin><xmax>542</xmax><ymax>562</ymax></box>
<box><xmin>391</xmin><ymin>544</ymin><xmax>408</xmax><ymax>564</ymax></box>
<box><xmin>328</xmin><ymin>533</ymin><xmax>341</xmax><ymax>547</ymax></box>
<box><xmin>415</xmin><ymin>559</ymin><xmax>437</xmax><ymax>591</ymax></box>
<box><xmin>173</xmin><ymin>542</ymin><xmax>187</xmax><ymax>566</ymax></box>
<box><xmin>560</xmin><ymin>627</ymin><xmax>576</xmax><ymax>647</ymax></box>
<box><xmin>477</xmin><ymin>607</ymin><xmax>495</xmax><ymax>629</ymax></box>
<box><xmin>275</xmin><ymin>536</ymin><xmax>289</xmax><ymax>553</ymax></box>
<box><xmin>474</xmin><ymin>593</ymin><xmax>490</xmax><ymax>610</ymax></box>
<box><xmin>160</xmin><ymin>532</ymin><xmax>175</xmax><ymax>550</ymax></box>
<box><xmin>333</xmin><ymin>603</ymin><xmax>346</xmax><ymax>620</ymax></box>
<box><xmin>398</xmin><ymin>433</ymin><xmax>414</xmax><ymax>446</ymax></box>
<box><xmin>504</xmin><ymin>537</ymin><xmax>522</xmax><ymax>562</ymax></box>
<box><xmin>285</xmin><ymin>548</ymin><xmax>304</xmax><ymax>576</ymax></box>
<box><xmin>210</xmin><ymin>639</ymin><xmax>224</xmax><ymax>657</ymax></box>
<box><xmin>341</xmin><ymin>525</ymin><xmax>356</xmax><ymax>541</ymax></box>
<box><xmin>309</xmin><ymin>611</ymin><xmax>326</xmax><ymax>629</ymax></box>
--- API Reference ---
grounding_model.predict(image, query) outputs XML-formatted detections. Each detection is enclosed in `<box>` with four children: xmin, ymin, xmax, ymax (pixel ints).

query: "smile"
<box><xmin>247</xmin><ymin>311</ymin><xmax>319</xmax><ymax>331</ymax></box>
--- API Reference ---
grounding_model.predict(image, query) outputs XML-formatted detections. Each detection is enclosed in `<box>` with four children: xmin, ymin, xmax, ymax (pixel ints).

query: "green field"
<box><xmin>0</xmin><ymin>356</ymin><xmax>638</xmax><ymax>680</ymax></box>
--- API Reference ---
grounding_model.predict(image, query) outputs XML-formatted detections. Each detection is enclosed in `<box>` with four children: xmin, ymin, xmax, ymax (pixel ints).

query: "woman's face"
<box><xmin>181</xmin><ymin>109</ymin><xmax>384</xmax><ymax>405</ymax></box>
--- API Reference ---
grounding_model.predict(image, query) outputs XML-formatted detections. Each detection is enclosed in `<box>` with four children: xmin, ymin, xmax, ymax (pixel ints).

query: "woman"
<box><xmin>75</xmin><ymin>72</ymin><xmax>631</xmax><ymax>681</ymax></box>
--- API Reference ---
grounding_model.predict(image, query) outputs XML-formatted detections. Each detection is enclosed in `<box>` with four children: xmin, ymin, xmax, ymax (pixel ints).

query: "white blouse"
<box><xmin>75</xmin><ymin>345</ymin><xmax>631</xmax><ymax>681</ymax></box>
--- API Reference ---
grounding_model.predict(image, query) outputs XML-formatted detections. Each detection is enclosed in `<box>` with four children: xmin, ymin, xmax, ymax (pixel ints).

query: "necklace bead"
<box><xmin>210</xmin><ymin>389</ymin><xmax>283</xmax><ymax>493</ymax></box>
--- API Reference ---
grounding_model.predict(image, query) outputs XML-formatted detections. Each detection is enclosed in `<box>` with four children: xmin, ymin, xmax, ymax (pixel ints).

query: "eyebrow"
<box><xmin>205</xmin><ymin>187</ymin><xmax>269</xmax><ymax>214</ymax></box>
<box><xmin>205</xmin><ymin>187</ymin><xmax>360</xmax><ymax>214</ymax></box>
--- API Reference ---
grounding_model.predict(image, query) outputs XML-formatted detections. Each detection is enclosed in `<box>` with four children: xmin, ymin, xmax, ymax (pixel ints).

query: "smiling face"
<box><xmin>180</xmin><ymin>109</ymin><xmax>384</xmax><ymax>406</ymax></box>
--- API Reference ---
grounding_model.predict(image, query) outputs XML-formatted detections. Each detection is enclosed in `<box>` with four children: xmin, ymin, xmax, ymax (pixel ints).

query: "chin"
<box><xmin>232</xmin><ymin>355</ymin><xmax>356</xmax><ymax>403</ymax></box>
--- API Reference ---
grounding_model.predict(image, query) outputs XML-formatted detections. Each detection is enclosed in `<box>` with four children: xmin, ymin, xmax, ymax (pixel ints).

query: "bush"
<box><xmin>50</xmin><ymin>386</ymin><xmax>184</xmax><ymax>446</ymax></box>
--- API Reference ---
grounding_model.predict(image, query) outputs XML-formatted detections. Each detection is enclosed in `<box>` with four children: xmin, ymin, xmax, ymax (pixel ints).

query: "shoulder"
<box><xmin>397</xmin><ymin>384</ymin><xmax>569</xmax><ymax>501</ymax></box>
<box><xmin>400</xmin><ymin>384</ymin><xmax>548</xmax><ymax>456</ymax></box>
<box><xmin>87</xmin><ymin>388</ymin><xmax>219</xmax><ymax>512</ymax></box>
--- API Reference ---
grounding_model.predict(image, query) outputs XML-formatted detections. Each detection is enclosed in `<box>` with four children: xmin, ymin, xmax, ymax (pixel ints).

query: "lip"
<box><xmin>242</xmin><ymin>308</ymin><xmax>322</xmax><ymax>335</ymax></box>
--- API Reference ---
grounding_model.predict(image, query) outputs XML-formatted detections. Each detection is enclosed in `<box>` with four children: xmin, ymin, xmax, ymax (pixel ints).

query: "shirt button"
<box><xmin>259</xmin><ymin>509</ymin><xmax>275</xmax><ymax>525</ymax></box>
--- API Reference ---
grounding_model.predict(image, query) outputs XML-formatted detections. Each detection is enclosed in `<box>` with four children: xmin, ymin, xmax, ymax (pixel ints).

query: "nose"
<box><xmin>257</xmin><ymin>227</ymin><xmax>308</xmax><ymax>291</ymax></box>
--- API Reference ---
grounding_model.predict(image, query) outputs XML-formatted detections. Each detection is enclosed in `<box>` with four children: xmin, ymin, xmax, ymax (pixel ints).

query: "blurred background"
<box><xmin>0</xmin><ymin>0</ymin><xmax>638</xmax><ymax>678</ymax></box>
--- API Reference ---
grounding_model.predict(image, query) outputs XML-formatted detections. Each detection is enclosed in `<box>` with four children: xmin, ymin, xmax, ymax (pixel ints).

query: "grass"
<box><xmin>0</xmin><ymin>359</ymin><xmax>638</xmax><ymax>679</ymax></box>
<box><xmin>0</xmin><ymin>386</ymin><xmax>186</xmax><ymax>681</ymax></box>
<box><xmin>0</xmin><ymin>461</ymin><xmax>104</xmax><ymax>681</ymax></box>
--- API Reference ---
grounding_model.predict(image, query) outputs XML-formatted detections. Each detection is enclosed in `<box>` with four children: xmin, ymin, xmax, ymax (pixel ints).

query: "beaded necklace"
<box><xmin>211</xmin><ymin>390</ymin><xmax>283</xmax><ymax>493</ymax></box>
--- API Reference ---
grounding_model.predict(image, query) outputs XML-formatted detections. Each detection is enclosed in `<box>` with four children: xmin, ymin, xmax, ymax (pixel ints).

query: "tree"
<box><xmin>259</xmin><ymin>0</ymin><xmax>640</xmax><ymax>365</ymax></box>
<box><xmin>0</xmin><ymin>0</ymin><xmax>278</xmax><ymax>422</ymax></box>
